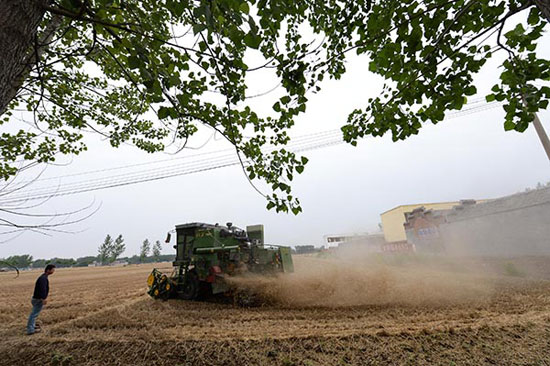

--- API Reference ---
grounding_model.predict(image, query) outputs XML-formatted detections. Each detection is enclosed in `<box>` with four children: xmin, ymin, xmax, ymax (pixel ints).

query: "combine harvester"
<box><xmin>147</xmin><ymin>222</ymin><xmax>293</xmax><ymax>301</ymax></box>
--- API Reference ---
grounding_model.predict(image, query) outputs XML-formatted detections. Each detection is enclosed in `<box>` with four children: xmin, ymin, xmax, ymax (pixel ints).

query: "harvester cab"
<box><xmin>147</xmin><ymin>222</ymin><xmax>293</xmax><ymax>301</ymax></box>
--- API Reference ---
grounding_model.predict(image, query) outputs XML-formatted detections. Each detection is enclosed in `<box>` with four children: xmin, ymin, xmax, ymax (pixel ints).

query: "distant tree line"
<box><xmin>0</xmin><ymin>254</ymin><xmax>175</xmax><ymax>271</ymax></box>
<box><xmin>1</xmin><ymin>237</ymin><xmax>322</xmax><ymax>271</ymax></box>
<box><xmin>0</xmin><ymin>234</ymin><xmax>173</xmax><ymax>271</ymax></box>
<box><xmin>123</xmin><ymin>254</ymin><xmax>174</xmax><ymax>265</ymax></box>
<box><xmin>0</xmin><ymin>255</ymin><xmax>97</xmax><ymax>269</ymax></box>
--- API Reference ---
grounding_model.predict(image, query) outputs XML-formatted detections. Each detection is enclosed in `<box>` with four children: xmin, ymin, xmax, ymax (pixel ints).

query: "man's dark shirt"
<box><xmin>32</xmin><ymin>273</ymin><xmax>49</xmax><ymax>300</ymax></box>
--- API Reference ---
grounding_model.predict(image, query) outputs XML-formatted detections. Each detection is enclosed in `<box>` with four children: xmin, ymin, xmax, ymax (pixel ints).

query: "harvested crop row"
<box><xmin>2</xmin><ymin>256</ymin><xmax>550</xmax><ymax>365</ymax></box>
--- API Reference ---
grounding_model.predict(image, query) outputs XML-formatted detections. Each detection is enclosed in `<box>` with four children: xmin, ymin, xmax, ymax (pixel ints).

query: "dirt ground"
<box><xmin>1</xmin><ymin>255</ymin><xmax>550</xmax><ymax>365</ymax></box>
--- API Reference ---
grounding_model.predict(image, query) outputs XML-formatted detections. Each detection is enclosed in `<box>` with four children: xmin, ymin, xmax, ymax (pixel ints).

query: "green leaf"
<box><xmin>127</xmin><ymin>56</ymin><xmax>140</xmax><ymax>69</ymax></box>
<box><xmin>485</xmin><ymin>94</ymin><xmax>495</xmax><ymax>102</ymax></box>
<box><xmin>528</xmin><ymin>8</ymin><xmax>540</xmax><ymax>25</ymax></box>
<box><xmin>239</xmin><ymin>2</ymin><xmax>250</xmax><ymax>14</ymax></box>
<box><xmin>158</xmin><ymin>107</ymin><xmax>171</xmax><ymax>120</ymax></box>
<box><xmin>464</xmin><ymin>86</ymin><xmax>476</xmax><ymax>96</ymax></box>
<box><xmin>192</xmin><ymin>24</ymin><xmax>207</xmax><ymax>35</ymax></box>
<box><xmin>280</xmin><ymin>96</ymin><xmax>291</xmax><ymax>104</ymax></box>
<box><xmin>504</xmin><ymin>121</ymin><xmax>515</xmax><ymax>131</ymax></box>
<box><xmin>244</xmin><ymin>33</ymin><xmax>261</xmax><ymax>49</ymax></box>
<box><xmin>513</xmin><ymin>23</ymin><xmax>525</xmax><ymax>36</ymax></box>
<box><xmin>368</xmin><ymin>62</ymin><xmax>377</xmax><ymax>72</ymax></box>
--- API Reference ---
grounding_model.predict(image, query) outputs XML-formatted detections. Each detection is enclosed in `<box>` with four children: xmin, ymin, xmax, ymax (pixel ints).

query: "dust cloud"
<box><xmin>229</xmin><ymin>253</ymin><xmax>495</xmax><ymax>308</ymax></box>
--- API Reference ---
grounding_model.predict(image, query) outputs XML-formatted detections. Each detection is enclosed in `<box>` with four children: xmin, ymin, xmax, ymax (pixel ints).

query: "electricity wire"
<box><xmin>0</xmin><ymin>100</ymin><xmax>503</xmax><ymax>204</ymax></box>
<box><xmin>0</xmin><ymin>131</ymin><xmax>343</xmax><ymax>204</ymax></box>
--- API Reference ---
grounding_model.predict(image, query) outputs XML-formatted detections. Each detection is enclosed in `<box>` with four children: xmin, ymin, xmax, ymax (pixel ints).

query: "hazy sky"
<box><xmin>1</xmin><ymin>23</ymin><xmax>549</xmax><ymax>259</ymax></box>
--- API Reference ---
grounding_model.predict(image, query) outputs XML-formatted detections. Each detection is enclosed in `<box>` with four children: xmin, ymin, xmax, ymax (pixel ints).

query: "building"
<box><xmin>439</xmin><ymin>187</ymin><xmax>550</xmax><ymax>256</ymax></box>
<box><xmin>401</xmin><ymin>187</ymin><xmax>550</xmax><ymax>256</ymax></box>
<box><xmin>380</xmin><ymin>201</ymin><xmax>462</xmax><ymax>243</ymax></box>
<box><xmin>324</xmin><ymin>233</ymin><xmax>367</xmax><ymax>248</ymax></box>
<box><xmin>324</xmin><ymin>232</ymin><xmax>387</xmax><ymax>256</ymax></box>
<box><xmin>403</xmin><ymin>205</ymin><xmax>457</xmax><ymax>253</ymax></box>
<box><xmin>110</xmin><ymin>260</ymin><xmax>128</xmax><ymax>267</ymax></box>
<box><xmin>323</xmin><ymin>232</ymin><xmax>383</xmax><ymax>249</ymax></box>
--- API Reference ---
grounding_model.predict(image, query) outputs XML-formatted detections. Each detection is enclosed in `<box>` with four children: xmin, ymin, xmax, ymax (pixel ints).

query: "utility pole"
<box><xmin>522</xmin><ymin>94</ymin><xmax>550</xmax><ymax>162</ymax></box>
<box><xmin>532</xmin><ymin>112</ymin><xmax>550</xmax><ymax>162</ymax></box>
<box><xmin>534</xmin><ymin>0</ymin><xmax>550</xmax><ymax>24</ymax></box>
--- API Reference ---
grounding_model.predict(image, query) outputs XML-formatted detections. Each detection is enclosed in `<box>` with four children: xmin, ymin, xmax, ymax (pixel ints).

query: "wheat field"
<box><xmin>1</xmin><ymin>256</ymin><xmax>550</xmax><ymax>365</ymax></box>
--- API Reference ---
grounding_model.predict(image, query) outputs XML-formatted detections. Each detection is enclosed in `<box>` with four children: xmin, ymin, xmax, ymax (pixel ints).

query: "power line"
<box><xmin>0</xmin><ymin>100</ymin><xmax>504</xmax><ymax>204</ymax></box>
<box><xmin>6</xmin><ymin>98</ymin><xmax>498</xmax><ymax>187</ymax></box>
<box><xmin>15</xmin><ymin>128</ymin><xmax>342</xmax><ymax>185</ymax></box>
<box><xmin>0</xmin><ymin>131</ymin><xmax>343</xmax><ymax>204</ymax></box>
<box><xmin>0</xmin><ymin>135</ymin><xmax>343</xmax><ymax>205</ymax></box>
<box><xmin>5</xmin><ymin>130</ymin><xmax>342</xmax><ymax>196</ymax></box>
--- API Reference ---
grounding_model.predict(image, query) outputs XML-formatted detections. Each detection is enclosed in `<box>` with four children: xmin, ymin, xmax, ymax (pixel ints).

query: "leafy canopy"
<box><xmin>341</xmin><ymin>0</ymin><xmax>550</xmax><ymax>143</ymax></box>
<box><xmin>2</xmin><ymin>0</ymin><xmax>549</xmax><ymax>213</ymax></box>
<box><xmin>3</xmin><ymin>0</ymin><xmax>371</xmax><ymax>214</ymax></box>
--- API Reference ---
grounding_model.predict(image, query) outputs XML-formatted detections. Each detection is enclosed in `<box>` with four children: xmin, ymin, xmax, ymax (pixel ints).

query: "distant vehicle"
<box><xmin>147</xmin><ymin>222</ymin><xmax>293</xmax><ymax>301</ymax></box>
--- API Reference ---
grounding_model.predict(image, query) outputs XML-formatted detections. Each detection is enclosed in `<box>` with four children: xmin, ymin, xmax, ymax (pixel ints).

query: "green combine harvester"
<box><xmin>147</xmin><ymin>222</ymin><xmax>294</xmax><ymax>301</ymax></box>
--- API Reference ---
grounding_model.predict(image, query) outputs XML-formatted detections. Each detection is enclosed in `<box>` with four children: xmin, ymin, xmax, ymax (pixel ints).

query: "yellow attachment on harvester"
<box><xmin>147</xmin><ymin>268</ymin><xmax>175</xmax><ymax>300</ymax></box>
<box><xmin>147</xmin><ymin>273</ymin><xmax>155</xmax><ymax>287</ymax></box>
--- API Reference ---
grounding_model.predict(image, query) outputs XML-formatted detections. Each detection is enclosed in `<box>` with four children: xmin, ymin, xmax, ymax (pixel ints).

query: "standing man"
<box><xmin>26</xmin><ymin>264</ymin><xmax>55</xmax><ymax>335</ymax></box>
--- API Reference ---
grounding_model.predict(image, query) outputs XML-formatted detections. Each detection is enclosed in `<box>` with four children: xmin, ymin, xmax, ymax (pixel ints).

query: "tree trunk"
<box><xmin>535</xmin><ymin>0</ymin><xmax>550</xmax><ymax>23</ymax></box>
<box><xmin>0</xmin><ymin>0</ymin><xmax>48</xmax><ymax>115</ymax></box>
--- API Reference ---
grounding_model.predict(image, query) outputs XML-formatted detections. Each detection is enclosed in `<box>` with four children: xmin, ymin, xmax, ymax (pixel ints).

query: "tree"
<box><xmin>98</xmin><ymin>234</ymin><xmax>125</xmax><ymax>263</ymax></box>
<box><xmin>47</xmin><ymin>257</ymin><xmax>76</xmax><ymax>267</ymax></box>
<box><xmin>0</xmin><ymin>0</ymin><xmax>371</xmax><ymax>214</ymax></box>
<box><xmin>4</xmin><ymin>254</ymin><xmax>34</xmax><ymax>268</ymax></box>
<box><xmin>75</xmin><ymin>255</ymin><xmax>97</xmax><ymax>267</ymax></box>
<box><xmin>32</xmin><ymin>259</ymin><xmax>48</xmax><ymax>269</ymax></box>
<box><xmin>341</xmin><ymin>0</ymin><xmax>550</xmax><ymax>146</ymax></box>
<box><xmin>152</xmin><ymin>240</ymin><xmax>162</xmax><ymax>261</ymax></box>
<box><xmin>1</xmin><ymin>1</ymin><xmax>549</xmax><ymax>214</ymax></box>
<box><xmin>98</xmin><ymin>234</ymin><xmax>113</xmax><ymax>264</ymax></box>
<box><xmin>111</xmin><ymin>234</ymin><xmax>126</xmax><ymax>262</ymax></box>
<box><xmin>140</xmin><ymin>238</ymin><xmax>150</xmax><ymax>263</ymax></box>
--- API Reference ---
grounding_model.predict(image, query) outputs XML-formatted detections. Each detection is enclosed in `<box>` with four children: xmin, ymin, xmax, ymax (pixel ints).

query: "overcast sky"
<box><xmin>1</xmin><ymin>23</ymin><xmax>549</xmax><ymax>260</ymax></box>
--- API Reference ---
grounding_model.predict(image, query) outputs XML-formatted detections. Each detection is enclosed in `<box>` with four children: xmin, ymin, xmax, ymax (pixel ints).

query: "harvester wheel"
<box><xmin>198</xmin><ymin>282</ymin><xmax>213</xmax><ymax>300</ymax></box>
<box><xmin>179</xmin><ymin>270</ymin><xmax>199</xmax><ymax>300</ymax></box>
